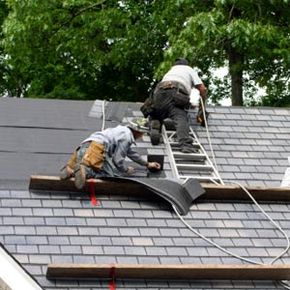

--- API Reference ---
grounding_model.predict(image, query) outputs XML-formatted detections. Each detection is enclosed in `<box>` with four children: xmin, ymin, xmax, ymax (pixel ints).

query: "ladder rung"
<box><xmin>177</xmin><ymin>164</ymin><xmax>214</xmax><ymax>171</ymax></box>
<box><xmin>169</xmin><ymin>142</ymin><xmax>200</xmax><ymax>148</ymax></box>
<box><xmin>179</xmin><ymin>175</ymin><xmax>220</xmax><ymax>180</ymax></box>
<box><xmin>166</xmin><ymin>130</ymin><xmax>196</xmax><ymax>138</ymax></box>
<box><xmin>165</xmin><ymin>130</ymin><xmax>177</xmax><ymax>134</ymax></box>
<box><xmin>173</xmin><ymin>152</ymin><xmax>206</xmax><ymax>160</ymax></box>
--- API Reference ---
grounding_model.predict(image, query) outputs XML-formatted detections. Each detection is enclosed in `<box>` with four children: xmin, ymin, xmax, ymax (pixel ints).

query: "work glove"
<box><xmin>126</xmin><ymin>166</ymin><xmax>135</xmax><ymax>175</ymax></box>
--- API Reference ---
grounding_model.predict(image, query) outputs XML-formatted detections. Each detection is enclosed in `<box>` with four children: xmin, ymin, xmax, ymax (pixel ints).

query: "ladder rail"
<box><xmin>189</xmin><ymin>128</ymin><xmax>223</xmax><ymax>184</ymax></box>
<box><xmin>161</xmin><ymin>125</ymin><xmax>223</xmax><ymax>184</ymax></box>
<box><xmin>162</xmin><ymin>126</ymin><xmax>179</xmax><ymax>180</ymax></box>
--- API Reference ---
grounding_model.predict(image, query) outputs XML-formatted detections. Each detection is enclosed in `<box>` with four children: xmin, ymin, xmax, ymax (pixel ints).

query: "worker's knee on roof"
<box><xmin>67</xmin><ymin>151</ymin><xmax>78</xmax><ymax>169</ymax></box>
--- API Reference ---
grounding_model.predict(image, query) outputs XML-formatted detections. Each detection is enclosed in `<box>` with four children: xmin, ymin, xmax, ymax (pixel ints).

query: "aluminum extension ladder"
<box><xmin>162</xmin><ymin>125</ymin><xmax>223</xmax><ymax>183</ymax></box>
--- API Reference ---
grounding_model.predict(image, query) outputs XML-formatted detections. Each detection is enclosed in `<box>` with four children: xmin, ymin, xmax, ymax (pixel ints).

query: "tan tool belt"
<box><xmin>82</xmin><ymin>141</ymin><xmax>105</xmax><ymax>171</ymax></box>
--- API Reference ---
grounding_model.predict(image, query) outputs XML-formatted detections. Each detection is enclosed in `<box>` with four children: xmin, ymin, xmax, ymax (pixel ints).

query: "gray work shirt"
<box><xmin>81</xmin><ymin>125</ymin><xmax>147</xmax><ymax>173</ymax></box>
<box><xmin>162</xmin><ymin>65</ymin><xmax>203</xmax><ymax>95</ymax></box>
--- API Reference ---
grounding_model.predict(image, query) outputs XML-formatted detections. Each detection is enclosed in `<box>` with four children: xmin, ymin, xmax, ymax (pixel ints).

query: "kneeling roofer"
<box><xmin>60</xmin><ymin>118</ymin><xmax>161</xmax><ymax>189</ymax></box>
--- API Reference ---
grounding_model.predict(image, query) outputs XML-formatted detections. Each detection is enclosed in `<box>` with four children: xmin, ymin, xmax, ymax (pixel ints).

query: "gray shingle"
<box><xmin>73</xmin><ymin>255</ymin><xmax>95</xmax><ymax>264</ymax></box>
<box><xmin>138</xmin><ymin>256</ymin><xmax>160</xmax><ymax>264</ymax></box>
<box><xmin>5</xmin><ymin>235</ymin><xmax>26</xmax><ymax>244</ymax></box>
<box><xmin>36</xmin><ymin>226</ymin><xmax>57</xmax><ymax>235</ymax></box>
<box><xmin>65</xmin><ymin>218</ymin><xmax>87</xmax><ymax>226</ymax></box>
<box><xmin>132</xmin><ymin>237</ymin><xmax>153</xmax><ymax>246</ymax></box>
<box><xmin>32</xmin><ymin>208</ymin><xmax>54</xmax><ymax>216</ymax></box>
<box><xmin>52</xmin><ymin>208</ymin><xmax>74</xmax><ymax>216</ymax></box>
<box><xmin>69</xmin><ymin>236</ymin><xmax>91</xmax><ymax>245</ymax></box>
<box><xmin>87</xmin><ymin>232</ymin><xmax>109</xmax><ymax>242</ymax></box>
<box><xmin>57</xmin><ymin>226</ymin><xmax>79</xmax><ymax>235</ymax></box>
<box><xmin>81</xmin><ymin>246</ymin><xmax>103</xmax><ymax>255</ymax></box>
<box><xmin>117</xmin><ymin>256</ymin><xmax>138</xmax><ymax>264</ymax></box>
<box><xmin>26</xmin><ymin>236</ymin><xmax>48</xmax><ymax>245</ymax></box>
<box><xmin>73</xmin><ymin>209</ymin><xmax>95</xmax><ymax>217</ymax></box>
<box><xmin>119</xmin><ymin>228</ymin><xmax>140</xmax><ymax>236</ymax></box>
<box><xmin>60</xmin><ymin>245</ymin><xmax>82</xmax><ymax>254</ymax></box>
<box><xmin>45</xmin><ymin>217</ymin><xmax>66</xmax><ymax>226</ymax></box>
<box><xmin>1</xmin><ymin>199</ymin><xmax>22</xmax><ymax>207</ymax></box>
<box><xmin>39</xmin><ymin>245</ymin><xmax>60</xmax><ymax>254</ymax></box>
<box><xmin>29</xmin><ymin>254</ymin><xmax>52</xmax><ymax>264</ymax></box>
<box><xmin>160</xmin><ymin>257</ymin><xmax>181</xmax><ymax>264</ymax></box>
<box><xmin>127</xmin><ymin>218</ymin><xmax>147</xmax><ymax>227</ymax></box>
<box><xmin>15</xmin><ymin>226</ymin><xmax>36</xmax><ymax>235</ymax></box>
<box><xmin>113</xmin><ymin>209</ymin><xmax>134</xmax><ymax>217</ymax></box>
<box><xmin>3</xmin><ymin>217</ymin><xmax>24</xmax><ymax>225</ymax></box>
<box><xmin>153</xmin><ymin>237</ymin><xmax>174</xmax><ymax>246</ymax></box>
<box><xmin>86</xmin><ymin>217</ymin><xmax>106</xmax><ymax>226</ymax></box>
<box><xmin>218</xmin><ymin>229</ymin><xmax>239</xmax><ymax>238</ymax></box>
<box><xmin>48</xmin><ymin>236</ymin><xmax>70</xmax><ymax>245</ymax></box>
<box><xmin>24</xmin><ymin>217</ymin><xmax>45</xmax><ymax>225</ymax></box>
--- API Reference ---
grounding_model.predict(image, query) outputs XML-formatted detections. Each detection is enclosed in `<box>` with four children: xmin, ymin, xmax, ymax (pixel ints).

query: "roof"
<box><xmin>1</xmin><ymin>97</ymin><xmax>290</xmax><ymax>289</ymax></box>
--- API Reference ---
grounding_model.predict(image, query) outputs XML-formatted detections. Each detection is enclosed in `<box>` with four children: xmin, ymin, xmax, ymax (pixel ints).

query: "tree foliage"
<box><xmin>156</xmin><ymin>0</ymin><xmax>290</xmax><ymax>106</ymax></box>
<box><xmin>1</xmin><ymin>0</ymin><xmax>166</xmax><ymax>100</ymax></box>
<box><xmin>1</xmin><ymin>0</ymin><xmax>290</xmax><ymax>106</ymax></box>
<box><xmin>0</xmin><ymin>0</ymin><xmax>9</xmax><ymax>96</ymax></box>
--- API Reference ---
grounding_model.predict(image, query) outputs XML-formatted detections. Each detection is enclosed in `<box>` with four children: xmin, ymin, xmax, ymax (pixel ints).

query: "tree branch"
<box><xmin>52</xmin><ymin>0</ymin><xmax>106</xmax><ymax>37</ymax></box>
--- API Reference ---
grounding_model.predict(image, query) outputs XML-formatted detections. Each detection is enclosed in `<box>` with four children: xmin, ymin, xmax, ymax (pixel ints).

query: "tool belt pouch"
<box><xmin>82</xmin><ymin>141</ymin><xmax>105</xmax><ymax>171</ymax></box>
<box><xmin>173</xmin><ymin>91</ymin><xmax>190</xmax><ymax>108</ymax></box>
<box><xmin>140</xmin><ymin>97</ymin><xmax>154</xmax><ymax>117</ymax></box>
<box><xmin>158</xmin><ymin>81</ymin><xmax>175</xmax><ymax>90</ymax></box>
<box><xmin>67</xmin><ymin>151</ymin><xmax>77</xmax><ymax>169</ymax></box>
<box><xmin>197</xmin><ymin>108</ymin><xmax>209</xmax><ymax>127</ymax></box>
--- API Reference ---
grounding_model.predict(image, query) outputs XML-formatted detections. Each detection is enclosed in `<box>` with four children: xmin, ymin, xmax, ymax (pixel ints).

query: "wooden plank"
<box><xmin>29</xmin><ymin>175</ymin><xmax>290</xmax><ymax>202</ymax></box>
<box><xmin>29</xmin><ymin>175</ymin><xmax>153</xmax><ymax>197</ymax></box>
<box><xmin>46</xmin><ymin>263</ymin><xmax>290</xmax><ymax>280</ymax></box>
<box><xmin>201</xmin><ymin>183</ymin><xmax>290</xmax><ymax>202</ymax></box>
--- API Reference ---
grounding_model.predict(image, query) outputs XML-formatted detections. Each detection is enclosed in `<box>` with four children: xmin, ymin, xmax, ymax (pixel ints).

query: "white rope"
<box><xmin>231</xmin><ymin>181</ymin><xmax>290</xmax><ymax>264</ymax></box>
<box><xmin>101</xmin><ymin>100</ymin><xmax>106</xmax><ymax>130</ymax></box>
<box><xmin>174</xmin><ymin>98</ymin><xmax>290</xmax><ymax>288</ymax></box>
<box><xmin>173</xmin><ymin>203</ymin><xmax>290</xmax><ymax>288</ymax></box>
<box><xmin>199</xmin><ymin>96</ymin><xmax>290</xmax><ymax>262</ymax></box>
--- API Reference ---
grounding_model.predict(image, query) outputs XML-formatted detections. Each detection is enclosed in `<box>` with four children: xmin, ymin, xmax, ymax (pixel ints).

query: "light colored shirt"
<box><xmin>162</xmin><ymin>65</ymin><xmax>203</xmax><ymax>95</ymax></box>
<box><xmin>82</xmin><ymin>125</ymin><xmax>147</xmax><ymax>172</ymax></box>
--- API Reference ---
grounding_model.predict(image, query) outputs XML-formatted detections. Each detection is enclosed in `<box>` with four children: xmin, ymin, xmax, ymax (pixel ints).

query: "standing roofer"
<box><xmin>60</xmin><ymin>118</ymin><xmax>161</xmax><ymax>189</ymax></box>
<box><xmin>141</xmin><ymin>58</ymin><xmax>208</xmax><ymax>152</ymax></box>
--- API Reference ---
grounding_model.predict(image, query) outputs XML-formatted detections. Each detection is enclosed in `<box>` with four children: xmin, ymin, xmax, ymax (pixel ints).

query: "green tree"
<box><xmin>2</xmin><ymin>0</ymin><xmax>290</xmax><ymax>106</ymax></box>
<box><xmin>2</xmin><ymin>0</ymin><xmax>166</xmax><ymax>100</ymax></box>
<box><xmin>0</xmin><ymin>0</ymin><xmax>9</xmax><ymax>96</ymax></box>
<box><xmin>157</xmin><ymin>0</ymin><xmax>290</xmax><ymax>106</ymax></box>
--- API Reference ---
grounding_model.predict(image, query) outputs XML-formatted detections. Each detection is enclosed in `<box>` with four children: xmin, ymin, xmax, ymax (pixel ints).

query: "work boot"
<box><xmin>150</xmin><ymin>120</ymin><xmax>161</xmax><ymax>145</ymax></box>
<box><xmin>59</xmin><ymin>165</ymin><xmax>74</xmax><ymax>180</ymax></box>
<box><xmin>74</xmin><ymin>163</ymin><xmax>86</xmax><ymax>190</ymax></box>
<box><xmin>163</xmin><ymin>118</ymin><xmax>176</xmax><ymax>131</ymax></box>
<box><xmin>180</xmin><ymin>146</ymin><xmax>198</xmax><ymax>154</ymax></box>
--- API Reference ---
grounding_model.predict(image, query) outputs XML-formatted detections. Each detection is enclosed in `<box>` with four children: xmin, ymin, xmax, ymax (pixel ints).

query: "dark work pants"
<box><xmin>150</xmin><ymin>88</ymin><xmax>193</xmax><ymax>148</ymax></box>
